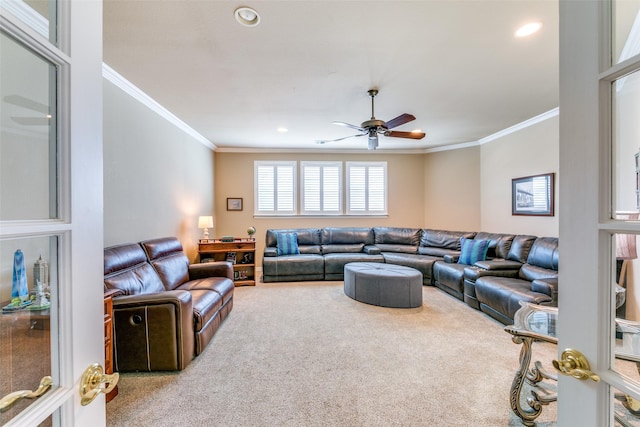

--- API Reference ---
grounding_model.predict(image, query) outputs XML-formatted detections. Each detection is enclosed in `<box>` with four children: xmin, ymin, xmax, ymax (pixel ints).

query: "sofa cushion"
<box><xmin>526</xmin><ymin>237</ymin><xmax>559</xmax><ymax>270</ymax></box>
<box><xmin>266</xmin><ymin>228</ymin><xmax>321</xmax><ymax>247</ymax></box>
<box><xmin>420</xmin><ymin>229</ymin><xmax>476</xmax><ymax>250</ymax></box>
<box><xmin>475</xmin><ymin>276</ymin><xmax>553</xmax><ymax>323</ymax></box>
<box><xmin>458</xmin><ymin>238</ymin><xmax>490</xmax><ymax>265</ymax></box>
<box><xmin>276</xmin><ymin>232</ymin><xmax>300</xmax><ymax>256</ymax></box>
<box><xmin>473</xmin><ymin>232</ymin><xmax>515</xmax><ymax>259</ymax></box>
<box><xmin>189</xmin><ymin>290</ymin><xmax>223</xmax><ymax>332</ymax></box>
<box><xmin>519</xmin><ymin>264</ymin><xmax>558</xmax><ymax>282</ymax></box>
<box><xmin>177</xmin><ymin>277</ymin><xmax>234</xmax><ymax>305</ymax></box>
<box><xmin>262</xmin><ymin>254</ymin><xmax>325</xmax><ymax>277</ymax></box>
<box><xmin>507</xmin><ymin>235</ymin><xmax>537</xmax><ymax>263</ymax></box>
<box><xmin>142</xmin><ymin>237</ymin><xmax>191</xmax><ymax>291</ymax></box>
<box><xmin>104</xmin><ymin>262</ymin><xmax>165</xmax><ymax>295</ymax></box>
<box><xmin>418</xmin><ymin>247</ymin><xmax>461</xmax><ymax>257</ymax></box>
<box><xmin>374</xmin><ymin>227</ymin><xmax>422</xmax><ymax>246</ymax></box>
<box><xmin>322</xmin><ymin>244</ymin><xmax>365</xmax><ymax>254</ymax></box>
<box><xmin>104</xmin><ymin>243</ymin><xmax>165</xmax><ymax>295</ymax></box>
<box><xmin>321</xmin><ymin>227</ymin><xmax>374</xmax><ymax>245</ymax></box>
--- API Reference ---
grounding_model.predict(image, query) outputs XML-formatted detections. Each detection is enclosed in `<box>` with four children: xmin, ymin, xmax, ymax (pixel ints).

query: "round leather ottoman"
<box><xmin>343</xmin><ymin>262</ymin><xmax>423</xmax><ymax>308</ymax></box>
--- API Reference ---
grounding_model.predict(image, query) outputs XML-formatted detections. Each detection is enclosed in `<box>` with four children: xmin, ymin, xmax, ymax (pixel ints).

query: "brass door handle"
<box><xmin>0</xmin><ymin>376</ymin><xmax>52</xmax><ymax>412</ymax></box>
<box><xmin>79</xmin><ymin>363</ymin><xmax>119</xmax><ymax>406</ymax></box>
<box><xmin>552</xmin><ymin>348</ymin><xmax>600</xmax><ymax>382</ymax></box>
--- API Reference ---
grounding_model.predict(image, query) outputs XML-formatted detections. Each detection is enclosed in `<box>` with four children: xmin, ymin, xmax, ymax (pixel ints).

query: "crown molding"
<box><xmin>102</xmin><ymin>64</ymin><xmax>216</xmax><ymax>151</ymax></box>
<box><xmin>424</xmin><ymin>107</ymin><xmax>559</xmax><ymax>154</ymax></box>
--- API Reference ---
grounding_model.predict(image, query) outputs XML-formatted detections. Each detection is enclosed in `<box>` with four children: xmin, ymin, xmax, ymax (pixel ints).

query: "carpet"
<box><xmin>106</xmin><ymin>281</ymin><xmax>560</xmax><ymax>426</ymax></box>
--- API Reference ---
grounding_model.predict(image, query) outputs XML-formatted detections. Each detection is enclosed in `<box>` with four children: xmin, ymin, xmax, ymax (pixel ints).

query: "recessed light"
<box><xmin>277</xmin><ymin>127</ymin><xmax>288</xmax><ymax>133</ymax></box>
<box><xmin>234</xmin><ymin>7</ymin><xmax>260</xmax><ymax>27</ymax></box>
<box><xmin>515</xmin><ymin>22</ymin><xmax>542</xmax><ymax>38</ymax></box>
<box><xmin>411</xmin><ymin>129</ymin><xmax>422</xmax><ymax>134</ymax></box>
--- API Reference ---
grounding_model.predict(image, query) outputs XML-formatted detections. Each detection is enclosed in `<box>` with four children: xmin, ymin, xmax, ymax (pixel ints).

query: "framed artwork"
<box><xmin>512</xmin><ymin>173</ymin><xmax>555</xmax><ymax>216</ymax></box>
<box><xmin>227</xmin><ymin>198</ymin><xmax>243</xmax><ymax>211</ymax></box>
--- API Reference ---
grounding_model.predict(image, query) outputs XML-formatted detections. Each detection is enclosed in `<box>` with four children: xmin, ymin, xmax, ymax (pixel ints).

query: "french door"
<box><xmin>558</xmin><ymin>0</ymin><xmax>640</xmax><ymax>425</ymax></box>
<box><xmin>0</xmin><ymin>1</ymin><xmax>105</xmax><ymax>425</ymax></box>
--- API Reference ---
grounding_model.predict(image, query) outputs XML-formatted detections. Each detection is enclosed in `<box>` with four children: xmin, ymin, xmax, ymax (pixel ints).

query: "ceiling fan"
<box><xmin>317</xmin><ymin>89</ymin><xmax>426</xmax><ymax>150</ymax></box>
<box><xmin>4</xmin><ymin>94</ymin><xmax>52</xmax><ymax>126</ymax></box>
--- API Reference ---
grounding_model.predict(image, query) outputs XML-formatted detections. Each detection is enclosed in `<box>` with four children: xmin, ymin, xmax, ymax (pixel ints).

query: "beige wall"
<box><xmin>103</xmin><ymin>79</ymin><xmax>215</xmax><ymax>261</ymax></box>
<box><xmin>480</xmin><ymin>115</ymin><xmax>560</xmax><ymax>237</ymax></box>
<box><xmin>423</xmin><ymin>146</ymin><xmax>481</xmax><ymax>231</ymax></box>
<box><xmin>214</xmin><ymin>152</ymin><xmax>426</xmax><ymax>264</ymax></box>
<box><xmin>101</xmin><ymin>75</ymin><xmax>560</xmax><ymax>266</ymax></box>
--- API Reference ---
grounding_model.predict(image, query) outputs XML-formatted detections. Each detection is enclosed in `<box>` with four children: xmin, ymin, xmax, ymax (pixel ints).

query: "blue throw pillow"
<box><xmin>276</xmin><ymin>232</ymin><xmax>300</xmax><ymax>256</ymax></box>
<box><xmin>458</xmin><ymin>238</ymin><xmax>490</xmax><ymax>265</ymax></box>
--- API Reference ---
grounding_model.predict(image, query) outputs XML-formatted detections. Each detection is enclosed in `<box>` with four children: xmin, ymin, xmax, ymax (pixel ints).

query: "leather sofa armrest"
<box><xmin>531</xmin><ymin>277</ymin><xmax>558</xmax><ymax>301</ymax></box>
<box><xmin>443</xmin><ymin>254</ymin><xmax>459</xmax><ymax>263</ymax></box>
<box><xmin>463</xmin><ymin>265</ymin><xmax>520</xmax><ymax>282</ymax></box>
<box><xmin>112</xmin><ymin>290</ymin><xmax>194</xmax><ymax>371</ymax></box>
<box><xmin>364</xmin><ymin>245</ymin><xmax>381</xmax><ymax>255</ymax></box>
<box><xmin>189</xmin><ymin>261</ymin><xmax>233</xmax><ymax>280</ymax></box>
<box><xmin>264</xmin><ymin>247</ymin><xmax>278</xmax><ymax>257</ymax></box>
<box><xmin>474</xmin><ymin>259</ymin><xmax>523</xmax><ymax>270</ymax></box>
<box><xmin>113</xmin><ymin>290</ymin><xmax>193</xmax><ymax>310</ymax></box>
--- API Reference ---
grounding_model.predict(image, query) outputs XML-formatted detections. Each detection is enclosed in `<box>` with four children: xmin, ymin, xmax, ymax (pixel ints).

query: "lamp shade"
<box><xmin>616</xmin><ymin>212</ymin><xmax>639</xmax><ymax>260</ymax></box>
<box><xmin>198</xmin><ymin>216</ymin><xmax>213</xmax><ymax>229</ymax></box>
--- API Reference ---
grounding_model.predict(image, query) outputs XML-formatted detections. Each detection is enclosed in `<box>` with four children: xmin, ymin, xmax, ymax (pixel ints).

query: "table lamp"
<box><xmin>198</xmin><ymin>216</ymin><xmax>214</xmax><ymax>240</ymax></box>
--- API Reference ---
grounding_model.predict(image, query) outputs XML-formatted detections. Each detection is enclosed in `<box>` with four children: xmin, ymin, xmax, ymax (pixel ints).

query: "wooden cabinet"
<box><xmin>104</xmin><ymin>289</ymin><xmax>119</xmax><ymax>402</ymax></box>
<box><xmin>198</xmin><ymin>239</ymin><xmax>256</xmax><ymax>286</ymax></box>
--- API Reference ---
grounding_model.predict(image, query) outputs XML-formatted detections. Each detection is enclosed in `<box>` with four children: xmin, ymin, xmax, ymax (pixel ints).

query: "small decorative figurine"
<box><xmin>3</xmin><ymin>249</ymin><xmax>32</xmax><ymax>312</ymax></box>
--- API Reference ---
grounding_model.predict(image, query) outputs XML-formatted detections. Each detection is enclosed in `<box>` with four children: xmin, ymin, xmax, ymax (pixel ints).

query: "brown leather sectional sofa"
<box><xmin>103</xmin><ymin>237</ymin><xmax>234</xmax><ymax>371</ymax></box>
<box><xmin>262</xmin><ymin>227</ymin><xmax>558</xmax><ymax>325</ymax></box>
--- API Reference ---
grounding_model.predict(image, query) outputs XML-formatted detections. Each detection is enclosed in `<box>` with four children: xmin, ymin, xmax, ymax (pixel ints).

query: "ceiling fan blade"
<box><xmin>384</xmin><ymin>130</ymin><xmax>426</xmax><ymax>140</ymax></box>
<box><xmin>11</xmin><ymin>117</ymin><xmax>51</xmax><ymax>126</ymax></box>
<box><xmin>332</xmin><ymin>121</ymin><xmax>365</xmax><ymax>132</ymax></box>
<box><xmin>384</xmin><ymin>113</ymin><xmax>416</xmax><ymax>130</ymax></box>
<box><xmin>316</xmin><ymin>133</ymin><xmax>366</xmax><ymax>144</ymax></box>
<box><xmin>4</xmin><ymin>95</ymin><xmax>50</xmax><ymax>114</ymax></box>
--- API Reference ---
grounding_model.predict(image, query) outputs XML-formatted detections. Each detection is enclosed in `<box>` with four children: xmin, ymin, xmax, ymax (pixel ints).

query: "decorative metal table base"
<box><xmin>508</xmin><ymin>333</ymin><xmax>558</xmax><ymax>426</ymax></box>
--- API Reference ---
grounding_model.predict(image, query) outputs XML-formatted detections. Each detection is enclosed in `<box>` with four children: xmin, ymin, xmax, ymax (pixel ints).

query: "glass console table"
<box><xmin>505</xmin><ymin>302</ymin><xmax>640</xmax><ymax>426</ymax></box>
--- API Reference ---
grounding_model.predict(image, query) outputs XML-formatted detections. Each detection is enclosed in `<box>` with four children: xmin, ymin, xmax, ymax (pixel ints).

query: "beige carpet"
<box><xmin>106</xmin><ymin>281</ymin><xmax>560</xmax><ymax>426</ymax></box>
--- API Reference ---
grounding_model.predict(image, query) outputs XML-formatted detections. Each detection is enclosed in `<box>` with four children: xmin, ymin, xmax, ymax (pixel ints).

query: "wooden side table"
<box><xmin>198</xmin><ymin>238</ymin><xmax>256</xmax><ymax>286</ymax></box>
<box><xmin>104</xmin><ymin>289</ymin><xmax>119</xmax><ymax>402</ymax></box>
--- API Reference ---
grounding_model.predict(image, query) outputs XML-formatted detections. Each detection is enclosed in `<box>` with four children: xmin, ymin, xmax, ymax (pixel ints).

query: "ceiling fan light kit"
<box><xmin>318</xmin><ymin>88</ymin><xmax>426</xmax><ymax>149</ymax></box>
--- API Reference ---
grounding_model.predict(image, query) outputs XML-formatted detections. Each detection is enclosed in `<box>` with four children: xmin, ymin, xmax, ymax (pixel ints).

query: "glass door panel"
<box><xmin>1</xmin><ymin>0</ymin><xmax>57</xmax><ymax>44</ymax></box>
<box><xmin>612</xmin><ymin>69</ymin><xmax>640</xmax><ymax>215</ymax></box>
<box><xmin>0</xmin><ymin>30</ymin><xmax>57</xmax><ymax>220</ymax></box>
<box><xmin>0</xmin><ymin>235</ymin><xmax>57</xmax><ymax>425</ymax></box>
<box><xmin>613</xmin><ymin>2</ymin><xmax>640</xmax><ymax>65</ymax></box>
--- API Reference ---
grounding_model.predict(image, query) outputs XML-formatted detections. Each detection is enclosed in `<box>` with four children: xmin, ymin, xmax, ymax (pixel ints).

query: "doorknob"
<box><xmin>552</xmin><ymin>348</ymin><xmax>601</xmax><ymax>382</ymax></box>
<box><xmin>0</xmin><ymin>376</ymin><xmax>52</xmax><ymax>412</ymax></box>
<box><xmin>79</xmin><ymin>363</ymin><xmax>119</xmax><ymax>406</ymax></box>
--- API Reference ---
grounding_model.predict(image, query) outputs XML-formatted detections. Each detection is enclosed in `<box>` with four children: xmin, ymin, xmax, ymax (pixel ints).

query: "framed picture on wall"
<box><xmin>512</xmin><ymin>173</ymin><xmax>555</xmax><ymax>216</ymax></box>
<box><xmin>227</xmin><ymin>198</ymin><xmax>243</xmax><ymax>211</ymax></box>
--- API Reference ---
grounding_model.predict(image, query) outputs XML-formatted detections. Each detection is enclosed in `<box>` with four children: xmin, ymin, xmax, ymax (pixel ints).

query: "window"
<box><xmin>301</xmin><ymin>161</ymin><xmax>342</xmax><ymax>215</ymax></box>
<box><xmin>346</xmin><ymin>162</ymin><xmax>387</xmax><ymax>215</ymax></box>
<box><xmin>254</xmin><ymin>161</ymin><xmax>296</xmax><ymax>215</ymax></box>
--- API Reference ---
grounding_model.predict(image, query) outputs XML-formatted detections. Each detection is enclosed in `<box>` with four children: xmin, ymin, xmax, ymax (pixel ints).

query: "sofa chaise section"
<box><xmin>472</xmin><ymin>237</ymin><xmax>558</xmax><ymax>324</ymax></box>
<box><xmin>462</xmin><ymin>235</ymin><xmax>537</xmax><ymax>311</ymax></box>
<box><xmin>432</xmin><ymin>232</ymin><xmax>516</xmax><ymax>300</ymax></box>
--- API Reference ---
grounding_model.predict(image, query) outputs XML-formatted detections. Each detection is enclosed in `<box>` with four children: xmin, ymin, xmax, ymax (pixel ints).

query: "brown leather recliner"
<box><xmin>104</xmin><ymin>237</ymin><xmax>234</xmax><ymax>371</ymax></box>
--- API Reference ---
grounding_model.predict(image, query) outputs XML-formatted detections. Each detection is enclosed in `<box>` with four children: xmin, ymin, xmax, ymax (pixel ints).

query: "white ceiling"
<box><xmin>102</xmin><ymin>1</ymin><xmax>559</xmax><ymax>152</ymax></box>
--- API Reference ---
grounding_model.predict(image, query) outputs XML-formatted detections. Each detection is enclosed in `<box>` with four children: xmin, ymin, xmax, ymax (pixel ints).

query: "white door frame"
<box><xmin>558</xmin><ymin>0</ymin><xmax>640</xmax><ymax>425</ymax></box>
<box><xmin>0</xmin><ymin>1</ymin><xmax>105</xmax><ymax>425</ymax></box>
